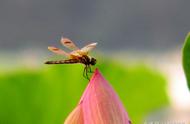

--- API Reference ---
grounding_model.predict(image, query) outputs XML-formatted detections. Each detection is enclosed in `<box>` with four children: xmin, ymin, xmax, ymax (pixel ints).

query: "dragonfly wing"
<box><xmin>60</xmin><ymin>37</ymin><xmax>79</xmax><ymax>50</ymax></box>
<box><xmin>48</xmin><ymin>46</ymin><xmax>69</xmax><ymax>57</ymax></box>
<box><xmin>79</xmin><ymin>42</ymin><xmax>97</xmax><ymax>55</ymax></box>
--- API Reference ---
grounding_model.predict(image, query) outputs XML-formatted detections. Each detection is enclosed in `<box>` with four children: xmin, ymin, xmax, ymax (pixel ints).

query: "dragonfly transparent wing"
<box><xmin>79</xmin><ymin>42</ymin><xmax>97</xmax><ymax>55</ymax></box>
<box><xmin>48</xmin><ymin>46</ymin><xmax>69</xmax><ymax>57</ymax></box>
<box><xmin>60</xmin><ymin>37</ymin><xmax>79</xmax><ymax>50</ymax></box>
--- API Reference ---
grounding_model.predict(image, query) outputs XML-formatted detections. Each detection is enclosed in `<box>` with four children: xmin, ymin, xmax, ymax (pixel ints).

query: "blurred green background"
<box><xmin>0</xmin><ymin>59</ymin><xmax>169</xmax><ymax>124</ymax></box>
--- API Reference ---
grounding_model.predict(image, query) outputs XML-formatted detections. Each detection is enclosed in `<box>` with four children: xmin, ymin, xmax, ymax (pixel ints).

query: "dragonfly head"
<box><xmin>90</xmin><ymin>58</ymin><xmax>97</xmax><ymax>65</ymax></box>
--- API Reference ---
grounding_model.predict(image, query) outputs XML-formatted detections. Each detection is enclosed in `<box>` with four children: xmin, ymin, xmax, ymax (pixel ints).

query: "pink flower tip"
<box><xmin>64</xmin><ymin>68</ymin><xmax>131</xmax><ymax>124</ymax></box>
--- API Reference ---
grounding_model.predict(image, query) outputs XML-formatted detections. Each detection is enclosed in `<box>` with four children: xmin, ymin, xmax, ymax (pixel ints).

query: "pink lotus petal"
<box><xmin>64</xmin><ymin>103</ymin><xmax>84</xmax><ymax>124</ymax></box>
<box><xmin>64</xmin><ymin>68</ymin><xmax>131</xmax><ymax>124</ymax></box>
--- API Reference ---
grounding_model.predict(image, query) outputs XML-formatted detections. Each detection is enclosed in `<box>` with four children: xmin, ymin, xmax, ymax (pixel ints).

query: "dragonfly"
<box><xmin>45</xmin><ymin>37</ymin><xmax>97</xmax><ymax>80</ymax></box>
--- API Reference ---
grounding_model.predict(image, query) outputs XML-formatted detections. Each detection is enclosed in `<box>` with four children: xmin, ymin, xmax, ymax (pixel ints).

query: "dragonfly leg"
<box><xmin>86</xmin><ymin>66</ymin><xmax>90</xmax><ymax>80</ymax></box>
<box><xmin>83</xmin><ymin>65</ymin><xmax>89</xmax><ymax>80</ymax></box>
<box><xmin>89</xmin><ymin>65</ymin><xmax>93</xmax><ymax>73</ymax></box>
<box><xmin>83</xmin><ymin>66</ymin><xmax>87</xmax><ymax>78</ymax></box>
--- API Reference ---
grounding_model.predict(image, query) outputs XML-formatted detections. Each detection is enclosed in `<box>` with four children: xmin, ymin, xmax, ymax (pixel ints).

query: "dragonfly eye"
<box><xmin>90</xmin><ymin>58</ymin><xmax>96</xmax><ymax>65</ymax></box>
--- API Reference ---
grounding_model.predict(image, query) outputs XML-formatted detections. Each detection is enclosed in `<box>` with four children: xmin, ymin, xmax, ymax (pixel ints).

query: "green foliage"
<box><xmin>0</xmin><ymin>60</ymin><xmax>169</xmax><ymax>124</ymax></box>
<box><xmin>183</xmin><ymin>32</ymin><xmax>190</xmax><ymax>90</ymax></box>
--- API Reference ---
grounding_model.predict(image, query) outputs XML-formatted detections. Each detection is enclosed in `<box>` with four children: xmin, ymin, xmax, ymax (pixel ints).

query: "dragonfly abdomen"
<box><xmin>45</xmin><ymin>59</ymin><xmax>80</xmax><ymax>64</ymax></box>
